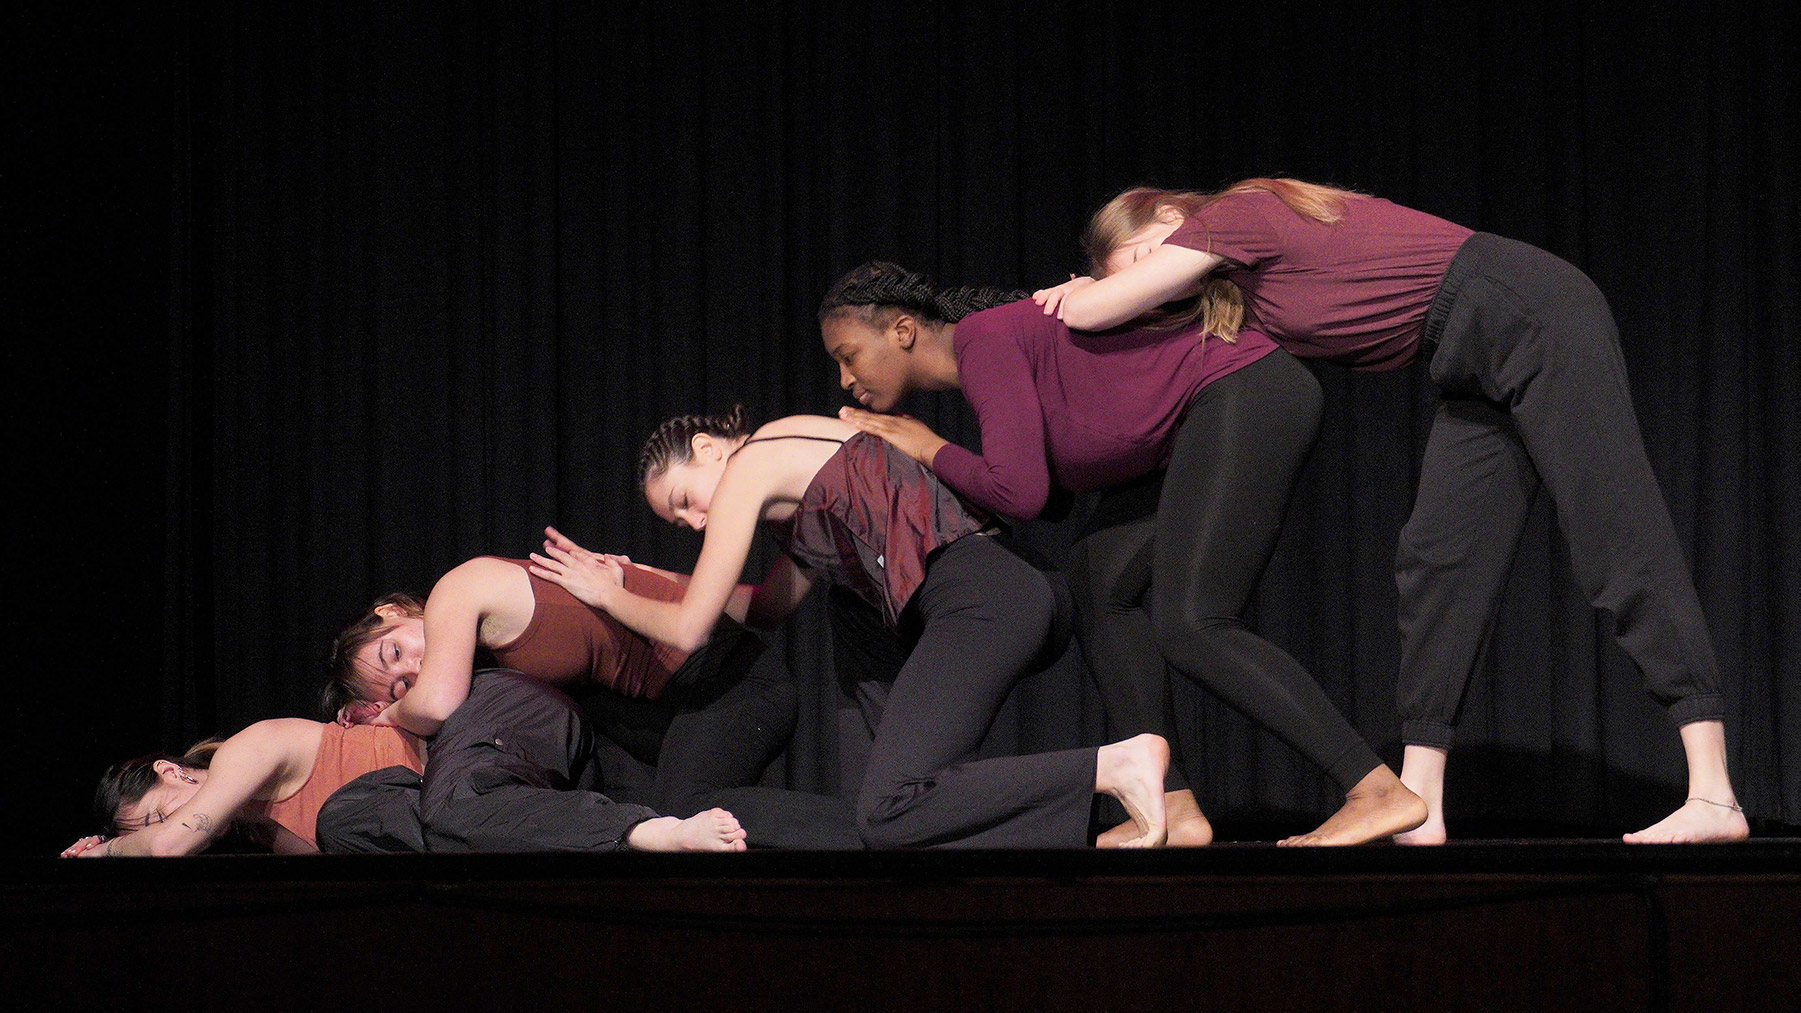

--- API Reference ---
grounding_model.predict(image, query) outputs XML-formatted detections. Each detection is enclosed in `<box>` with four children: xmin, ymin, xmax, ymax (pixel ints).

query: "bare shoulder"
<box><xmin>216</xmin><ymin>718</ymin><xmax>327</xmax><ymax>793</ymax></box>
<box><xmin>228</xmin><ymin>718</ymin><xmax>327</xmax><ymax>757</ymax></box>
<box><xmin>438</xmin><ymin>556</ymin><xmax>527</xmax><ymax>594</ymax></box>
<box><xmin>751</xmin><ymin>415</ymin><xmax>857</xmax><ymax>442</ymax></box>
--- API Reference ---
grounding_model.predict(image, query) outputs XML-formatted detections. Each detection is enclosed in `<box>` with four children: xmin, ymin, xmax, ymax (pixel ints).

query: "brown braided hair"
<box><xmin>636</xmin><ymin>404</ymin><xmax>753</xmax><ymax>490</ymax></box>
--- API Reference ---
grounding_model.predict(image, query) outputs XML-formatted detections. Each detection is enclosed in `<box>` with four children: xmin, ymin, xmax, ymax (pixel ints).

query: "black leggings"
<box><xmin>1397</xmin><ymin>232</ymin><xmax>1724</xmax><ymax>747</ymax></box>
<box><xmin>854</xmin><ymin>535</ymin><xmax>1097</xmax><ymax>848</ymax></box>
<box><xmin>1066</xmin><ymin>348</ymin><xmax>1385</xmax><ymax>793</ymax></box>
<box><xmin>578</xmin><ymin>629</ymin><xmax>861</xmax><ymax>848</ymax></box>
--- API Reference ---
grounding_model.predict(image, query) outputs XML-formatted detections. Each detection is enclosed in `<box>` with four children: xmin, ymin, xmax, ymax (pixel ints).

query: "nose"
<box><xmin>679</xmin><ymin>510</ymin><xmax>705</xmax><ymax>532</ymax></box>
<box><xmin>838</xmin><ymin>363</ymin><xmax>855</xmax><ymax>390</ymax></box>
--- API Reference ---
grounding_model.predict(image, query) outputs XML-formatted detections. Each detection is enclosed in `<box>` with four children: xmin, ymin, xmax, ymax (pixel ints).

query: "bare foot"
<box><xmin>1094</xmin><ymin>734</ymin><xmax>1169</xmax><ymax>848</ymax></box>
<box><xmin>1392</xmin><ymin>812</ymin><xmax>1446</xmax><ymax>846</ymax></box>
<box><xmin>1623</xmin><ymin>798</ymin><xmax>1750</xmax><ymax>844</ymax></box>
<box><xmin>626</xmin><ymin>808</ymin><xmax>749</xmax><ymax>852</ymax></box>
<box><xmin>1394</xmin><ymin>744</ymin><xmax>1447</xmax><ymax>845</ymax></box>
<box><xmin>1279</xmin><ymin>766</ymin><xmax>1427</xmax><ymax>846</ymax></box>
<box><xmin>1097</xmin><ymin>789</ymin><xmax>1212</xmax><ymax>848</ymax></box>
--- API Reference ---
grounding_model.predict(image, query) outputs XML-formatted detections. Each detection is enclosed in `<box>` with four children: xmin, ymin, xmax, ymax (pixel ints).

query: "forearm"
<box><xmin>605</xmin><ymin>588</ymin><xmax>716</xmax><ymax>654</ymax></box>
<box><xmin>1055</xmin><ymin>283</ymin><xmax>1149</xmax><ymax>331</ymax></box>
<box><xmin>99</xmin><ymin>816</ymin><xmax>222</xmax><ymax>857</ymax></box>
<box><xmin>931</xmin><ymin>441</ymin><xmax>1049</xmax><ymax>519</ymax></box>
<box><xmin>1056</xmin><ymin>245</ymin><xmax>1219</xmax><ymax>331</ymax></box>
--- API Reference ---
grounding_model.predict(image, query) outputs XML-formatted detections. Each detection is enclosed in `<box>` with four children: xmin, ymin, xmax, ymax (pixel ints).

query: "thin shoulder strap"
<box><xmin>736</xmin><ymin>434</ymin><xmax>846</xmax><ymax>453</ymax></box>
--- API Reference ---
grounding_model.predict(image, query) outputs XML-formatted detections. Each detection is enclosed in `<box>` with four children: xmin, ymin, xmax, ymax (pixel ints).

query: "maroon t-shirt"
<box><xmin>932</xmin><ymin>298</ymin><xmax>1278</xmax><ymax>519</ymax></box>
<box><xmin>1167</xmin><ymin>191</ymin><xmax>1473</xmax><ymax>371</ymax></box>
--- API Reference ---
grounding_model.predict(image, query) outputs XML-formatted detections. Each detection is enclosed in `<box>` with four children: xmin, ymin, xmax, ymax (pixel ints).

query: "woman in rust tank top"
<box><xmin>526</xmin><ymin>407</ymin><xmax>1172</xmax><ymax>849</ymax></box>
<box><xmin>64</xmin><ymin>698</ymin><xmax>747</xmax><ymax>857</ymax></box>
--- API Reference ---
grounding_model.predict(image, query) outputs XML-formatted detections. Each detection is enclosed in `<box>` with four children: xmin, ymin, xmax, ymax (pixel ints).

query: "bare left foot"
<box><xmin>1094</xmin><ymin>734</ymin><xmax>1169</xmax><ymax>848</ymax></box>
<box><xmin>626</xmin><ymin>809</ymin><xmax>749</xmax><ymax>852</ymax></box>
<box><xmin>1097</xmin><ymin>789</ymin><xmax>1211</xmax><ymax>848</ymax></box>
<box><xmin>1279</xmin><ymin>766</ymin><xmax>1427</xmax><ymax>847</ymax></box>
<box><xmin>1623</xmin><ymin>798</ymin><xmax>1749</xmax><ymax>844</ymax></box>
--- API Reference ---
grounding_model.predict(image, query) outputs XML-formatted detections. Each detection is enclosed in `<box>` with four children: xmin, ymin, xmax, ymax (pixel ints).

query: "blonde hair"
<box><xmin>1081</xmin><ymin>178</ymin><xmax>1359</xmax><ymax>339</ymax></box>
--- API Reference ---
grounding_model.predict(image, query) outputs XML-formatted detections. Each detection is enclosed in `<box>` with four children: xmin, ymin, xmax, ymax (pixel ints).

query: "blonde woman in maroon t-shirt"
<box><xmin>1036</xmin><ymin>178</ymin><xmax>1745</xmax><ymax>845</ymax></box>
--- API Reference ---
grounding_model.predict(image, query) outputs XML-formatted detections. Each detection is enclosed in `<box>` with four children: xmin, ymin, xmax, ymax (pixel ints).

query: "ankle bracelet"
<box><xmin>1686</xmin><ymin>797</ymin><xmax>1743</xmax><ymax>813</ymax></box>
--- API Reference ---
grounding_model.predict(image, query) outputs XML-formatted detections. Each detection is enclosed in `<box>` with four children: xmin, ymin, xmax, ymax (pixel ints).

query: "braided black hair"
<box><xmin>818</xmin><ymin>261</ymin><xmax>1025</xmax><ymax>327</ymax></box>
<box><xmin>637</xmin><ymin>404</ymin><xmax>753</xmax><ymax>489</ymax></box>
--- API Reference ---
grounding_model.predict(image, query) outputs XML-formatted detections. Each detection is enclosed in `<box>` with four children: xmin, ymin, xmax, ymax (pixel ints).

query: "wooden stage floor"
<box><xmin>9</xmin><ymin>840</ymin><xmax>1798</xmax><ymax>1011</ymax></box>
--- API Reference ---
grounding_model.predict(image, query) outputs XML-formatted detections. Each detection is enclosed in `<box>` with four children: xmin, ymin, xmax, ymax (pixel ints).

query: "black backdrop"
<box><xmin>14</xmin><ymin>0</ymin><xmax>1798</xmax><ymax>855</ymax></box>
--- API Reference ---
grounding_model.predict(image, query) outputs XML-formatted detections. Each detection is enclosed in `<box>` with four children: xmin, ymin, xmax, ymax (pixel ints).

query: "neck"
<box><xmin>915</xmin><ymin>322</ymin><xmax>962</xmax><ymax>391</ymax></box>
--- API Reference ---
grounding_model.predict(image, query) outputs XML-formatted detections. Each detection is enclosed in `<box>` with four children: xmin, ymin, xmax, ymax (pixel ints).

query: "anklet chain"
<box><xmin>1686</xmin><ymin>797</ymin><xmax>1743</xmax><ymax>813</ymax></box>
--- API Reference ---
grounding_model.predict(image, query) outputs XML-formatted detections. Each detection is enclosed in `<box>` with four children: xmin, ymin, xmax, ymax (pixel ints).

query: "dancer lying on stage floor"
<box><xmin>527</xmin><ymin>408</ymin><xmax>1172</xmax><ymax>848</ymax></box>
<box><xmin>823</xmin><ymin>262</ymin><xmax>1425</xmax><ymax>847</ymax></box>
<box><xmin>63</xmin><ymin>669</ymin><xmax>746</xmax><ymax>857</ymax></box>
<box><xmin>1036</xmin><ymin>178</ymin><xmax>1746</xmax><ymax>844</ymax></box>
<box><xmin>323</xmin><ymin>555</ymin><xmax>859</xmax><ymax>849</ymax></box>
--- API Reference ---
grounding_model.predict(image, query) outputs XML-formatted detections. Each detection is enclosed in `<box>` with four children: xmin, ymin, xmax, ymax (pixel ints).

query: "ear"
<box><xmin>691</xmin><ymin>432</ymin><xmax>718</xmax><ymax>461</ymax></box>
<box><xmin>1155</xmin><ymin>204</ymin><xmax>1186</xmax><ymax>226</ymax></box>
<box><xmin>152</xmin><ymin>760</ymin><xmax>183</xmax><ymax>784</ymax></box>
<box><xmin>890</xmin><ymin>312</ymin><xmax>918</xmax><ymax>351</ymax></box>
<box><xmin>372</xmin><ymin>603</ymin><xmax>409</xmax><ymax>620</ymax></box>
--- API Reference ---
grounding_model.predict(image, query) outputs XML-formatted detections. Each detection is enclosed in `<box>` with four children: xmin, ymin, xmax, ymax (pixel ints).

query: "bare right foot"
<box><xmin>1094</xmin><ymin>734</ymin><xmax>1170</xmax><ymax>848</ymax></box>
<box><xmin>1279</xmin><ymin>766</ymin><xmax>1427</xmax><ymax>846</ymax></box>
<box><xmin>1392</xmin><ymin>812</ymin><xmax>1446</xmax><ymax>846</ymax></box>
<box><xmin>1097</xmin><ymin>789</ymin><xmax>1212</xmax><ymax>848</ymax></box>
<box><xmin>1394</xmin><ymin>744</ymin><xmax>1447</xmax><ymax>846</ymax></box>
<box><xmin>626</xmin><ymin>808</ymin><xmax>749</xmax><ymax>852</ymax></box>
<box><xmin>1623</xmin><ymin>798</ymin><xmax>1750</xmax><ymax>844</ymax></box>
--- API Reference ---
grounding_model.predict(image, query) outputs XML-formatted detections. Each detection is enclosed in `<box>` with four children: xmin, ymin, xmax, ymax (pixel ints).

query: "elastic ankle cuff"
<box><xmin>1667</xmin><ymin>694</ymin><xmax>1724</xmax><ymax>726</ymax></box>
<box><xmin>1402</xmin><ymin>720</ymin><xmax>1456</xmax><ymax>750</ymax></box>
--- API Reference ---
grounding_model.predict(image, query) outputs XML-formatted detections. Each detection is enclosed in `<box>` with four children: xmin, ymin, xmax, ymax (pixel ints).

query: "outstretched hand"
<box><xmin>1031</xmin><ymin>274</ymin><xmax>1095</xmax><ymax>319</ymax></box>
<box><xmin>61</xmin><ymin>835</ymin><xmax>109</xmax><ymax>858</ymax></box>
<box><xmin>530</xmin><ymin>526</ymin><xmax>629</xmax><ymax>610</ymax></box>
<box><xmin>837</xmin><ymin>407</ymin><xmax>949</xmax><ymax>467</ymax></box>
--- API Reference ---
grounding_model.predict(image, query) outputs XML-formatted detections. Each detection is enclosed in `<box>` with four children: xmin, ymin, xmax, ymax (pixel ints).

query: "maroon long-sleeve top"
<box><xmin>929</xmin><ymin>298</ymin><xmax>1277</xmax><ymax>519</ymax></box>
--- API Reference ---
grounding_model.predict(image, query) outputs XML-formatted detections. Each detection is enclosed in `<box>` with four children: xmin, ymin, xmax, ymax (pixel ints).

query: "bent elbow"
<box><xmin>987</xmin><ymin>480</ymin><xmax>1050</xmax><ymax>521</ymax></box>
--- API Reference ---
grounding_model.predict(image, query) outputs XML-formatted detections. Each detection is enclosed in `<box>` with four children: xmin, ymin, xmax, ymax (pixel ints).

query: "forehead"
<box><xmin>821</xmin><ymin>314</ymin><xmax>883</xmax><ymax>347</ymax></box>
<box><xmin>644</xmin><ymin>466</ymin><xmax>691</xmax><ymax>514</ymax></box>
<box><xmin>117</xmin><ymin>783</ymin><xmax>167</xmax><ymax>823</ymax></box>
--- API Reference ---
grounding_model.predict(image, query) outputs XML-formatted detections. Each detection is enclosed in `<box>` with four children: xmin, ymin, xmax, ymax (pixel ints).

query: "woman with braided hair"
<box><xmin>825</xmin><ymin>261</ymin><xmax>1428</xmax><ymax>846</ymax></box>
<box><xmin>527</xmin><ymin>406</ymin><xmax>1174</xmax><ymax>849</ymax></box>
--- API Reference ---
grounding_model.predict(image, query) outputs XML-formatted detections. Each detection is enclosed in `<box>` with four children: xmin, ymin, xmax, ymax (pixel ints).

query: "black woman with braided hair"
<box><xmin>823</xmin><ymin>261</ymin><xmax>1428</xmax><ymax>847</ymax></box>
<box><xmin>526</xmin><ymin>406</ymin><xmax>1173</xmax><ymax>849</ymax></box>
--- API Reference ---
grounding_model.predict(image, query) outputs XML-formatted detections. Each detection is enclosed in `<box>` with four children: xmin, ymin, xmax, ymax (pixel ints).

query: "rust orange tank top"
<box><xmin>261</xmin><ymin>724</ymin><xmax>424</xmax><ymax>849</ymax></box>
<box><xmin>483</xmin><ymin>557</ymin><xmax>691</xmax><ymax>699</ymax></box>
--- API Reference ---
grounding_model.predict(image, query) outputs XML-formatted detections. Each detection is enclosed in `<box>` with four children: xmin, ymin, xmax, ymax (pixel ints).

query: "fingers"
<box><xmin>527</xmin><ymin>552</ymin><xmax>563</xmax><ymax>576</ymax></box>
<box><xmin>543</xmin><ymin>525</ymin><xmax>581</xmax><ymax>552</ymax></box>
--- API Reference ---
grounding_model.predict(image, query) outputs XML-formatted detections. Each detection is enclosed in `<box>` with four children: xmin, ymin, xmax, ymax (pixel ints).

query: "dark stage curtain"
<box><xmin>19</xmin><ymin>0</ymin><xmax>1798</xmax><ymax>853</ymax></box>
